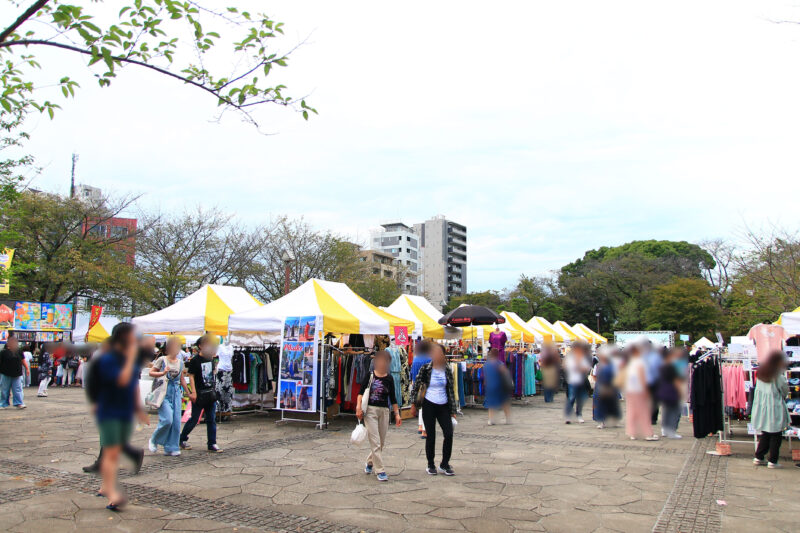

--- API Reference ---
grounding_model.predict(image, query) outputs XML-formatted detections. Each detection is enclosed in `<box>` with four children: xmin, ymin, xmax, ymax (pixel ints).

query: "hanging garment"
<box><xmin>690</xmin><ymin>357</ymin><xmax>724</xmax><ymax>438</ymax></box>
<box><xmin>488</xmin><ymin>331</ymin><xmax>508</xmax><ymax>363</ymax></box>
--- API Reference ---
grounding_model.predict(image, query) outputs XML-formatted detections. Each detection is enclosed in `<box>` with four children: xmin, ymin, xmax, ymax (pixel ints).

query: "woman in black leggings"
<box><xmin>411</xmin><ymin>343</ymin><xmax>457</xmax><ymax>476</ymax></box>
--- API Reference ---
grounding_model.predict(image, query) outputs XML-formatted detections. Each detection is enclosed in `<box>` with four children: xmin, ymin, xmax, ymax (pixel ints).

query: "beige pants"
<box><xmin>364</xmin><ymin>406</ymin><xmax>390</xmax><ymax>474</ymax></box>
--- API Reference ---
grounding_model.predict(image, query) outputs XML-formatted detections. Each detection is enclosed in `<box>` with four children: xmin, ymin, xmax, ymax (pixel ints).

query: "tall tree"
<box><xmin>558</xmin><ymin>240</ymin><xmax>715</xmax><ymax>330</ymax></box>
<box><xmin>0</xmin><ymin>190</ymin><xmax>140</xmax><ymax>306</ymax></box>
<box><xmin>644</xmin><ymin>278</ymin><xmax>721</xmax><ymax>339</ymax></box>
<box><xmin>133</xmin><ymin>207</ymin><xmax>262</xmax><ymax>311</ymax></box>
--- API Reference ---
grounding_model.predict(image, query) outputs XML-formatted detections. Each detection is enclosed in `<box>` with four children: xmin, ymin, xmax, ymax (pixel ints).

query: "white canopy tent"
<box><xmin>383</xmin><ymin>294</ymin><xmax>470</xmax><ymax>340</ymax></box>
<box><xmin>133</xmin><ymin>284</ymin><xmax>262</xmax><ymax>336</ymax></box>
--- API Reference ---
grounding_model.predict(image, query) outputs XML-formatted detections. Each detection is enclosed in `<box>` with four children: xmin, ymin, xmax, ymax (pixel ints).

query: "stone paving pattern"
<box><xmin>0</xmin><ymin>389</ymin><xmax>798</xmax><ymax>532</ymax></box>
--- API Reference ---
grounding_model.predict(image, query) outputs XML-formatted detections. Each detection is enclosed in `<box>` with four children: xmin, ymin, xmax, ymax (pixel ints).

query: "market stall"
<box><xmin>132</xmin><ymin>284</ymin><xmax>262</xmax><ymax>335</ymax></box>
<box><xmin>383</xmin><ymin>294</ymin><xmax>472</xmax><ymax>340</ymax></box>
<box><xmin>552</xmin><ymin>320</ymin><xmax>584</xmax><ymax>342</ymax></box>
<box><xmin>500</xmin><ymin>311</ymin><xmax>548</xmax><ymax>343</ymax></box>
<box><xmin>527</xmin><ymin>316</ymin><xmax>565</xmax><ymax>343</ymax></box>
<box><xmin>572</xmin><ymin>323</ymin><xmax>607</xmax><ymax>344</ymax></box>
<box><xmin>73</xmin><ymin>316</ymin><xmax>121</xmax><ymax>343</ymax></box>
<box><xmin>228</xmin><ymin>278</ymin><xmax>415</xmax><ymax>428</ymax></box>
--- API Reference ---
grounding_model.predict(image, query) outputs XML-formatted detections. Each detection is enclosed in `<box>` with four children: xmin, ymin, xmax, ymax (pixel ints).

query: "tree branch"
<box><xmin>0</xmin><ymin>0</ymin><xmax>51</xmax><ymax>43</ymax></box>
<box><xmin>0</xmin><ymin>39</ymin><xmax>284</xmax><ymax>112</ymax></box>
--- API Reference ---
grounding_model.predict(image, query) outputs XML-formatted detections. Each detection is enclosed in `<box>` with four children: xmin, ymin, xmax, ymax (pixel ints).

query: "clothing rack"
<box><xmin>718</xmin><ymin>351</ymin><xmax>758</xmax><ymax>449</ymax></box>
<box><xmin>228</xmin><ymin>344</ymin><xmax>278</xmax><ymax>418</ymax></box>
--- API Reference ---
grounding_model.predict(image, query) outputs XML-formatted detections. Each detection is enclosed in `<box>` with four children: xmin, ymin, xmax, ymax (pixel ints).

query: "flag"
<box><xmin>88</xmin><ymin>305</ymin><xmax>103</xmax><ymax>330</ymax></box>
<box><xmin>0</xmin><ymin>249</ymin><xmax>13</xmax><ymax>294</ymax></box>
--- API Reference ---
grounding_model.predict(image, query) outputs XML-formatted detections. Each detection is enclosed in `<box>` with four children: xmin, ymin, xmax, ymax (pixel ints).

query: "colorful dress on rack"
<box><xmin>488</xmin><ymin>331</ymin><xmax>508</xmax><ymax>363</ymax></box>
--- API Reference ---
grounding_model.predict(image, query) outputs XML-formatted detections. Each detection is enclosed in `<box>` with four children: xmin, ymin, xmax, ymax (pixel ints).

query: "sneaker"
<box><xmin>667</xmin><ymin>434</ymin><xmax>683</xmax><ymax>440</ymax></box>
<box><xmin>148</xmin><ymin>439</ymin><xmax>158</xmax><ymax>453</ymax></box>
<box><xmin>437</xmin><ymin>465</ymin><xmax>455</xmax><ymax>476</ymax></box>
<box><xmin>597</xmin><ymin>423</ymin><xmax>605</xmax><ymax>429</ymax></box>
<box><xmin>164</xmin><ymin>451</ymin><xmax>181</xmax><ymax>457</ymax></box>
<box><xmin>645</xmin><ymin>435</ymin><xmax>660</xmax><ymax>441</ymax></box>
<box><xmin>376</xmin><ymin>472</ymin><xmax>388</xmax><ymax>482</ymax></box>
<box><xmin>768</xmin><ymin>462</ymin><xmax>781</xmax><ymax>469</ymax></box>
<box><xmin>487</xmin><ymin>420</ymin><xmax>495</xmax><ymax>426</ymax></box>
<box><xmin>180</xmin><ymin>441</ymin><xmax>192</xmax><ymax>450</ymax></box>
<box><xmin>420</xmin><ymin>431</ymin><xmax>427</xmax><ymax>439</ymax></box>
<box><xmin>577</xmin><ymin>418</ymin><xmax>585</xmax><ymax>424</ymax></box>
<box><xmin>753</xmin><ymin>458</ymin><xmax>766</xmax><ymax>466</ymax></box>
<box><xmin>37</xmin><ymin>394</ymin><xmax>46</xmax><ymax>398</ymax></box>
<box><xmin>365</xmin><ymin>463</ymin><xmax>373</xmax><ymax>474</ymax></box>
<box><xmin>426</xmin><ymin>466</ymin><xmax>438</xmax><ymax>475</ymax></box>
<box><xmin>208</xmin><ymin>444</ymin><xmax>223</xmax><ymax>453</ymax></box>
<box><xmin>0</xmin><ymin>406</ymin><xmax>7</xmax><ymax>410</ymax></box>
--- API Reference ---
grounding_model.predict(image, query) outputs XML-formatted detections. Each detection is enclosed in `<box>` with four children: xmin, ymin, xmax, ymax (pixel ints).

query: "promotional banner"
<box><xmin>278</xmin><ymin>315</ymin><xmax>319</xmax><ymax>412</ymax></box>
<box><xmin>88</xmin><ymin>305</ymin><xmax>103</xmax><ymax>330</ymax></box>
<box><xmin>393</xmin><ymin>326</ymin><xmax>409</xmax><ymax>346</ymax></box>
<box><xmin>0</xmin><ymin>249</ymin><xmax>13</xmax><ymax>294</ymax></box>
<box><xmin>0</xmin><ymin>300</ymin><xmax>13</xmax><ymax>328</ymax></box>
<box><xmin>15</xmin><ymin>301</ymin><xmax>41</xmax><ymax>330</ymax></box>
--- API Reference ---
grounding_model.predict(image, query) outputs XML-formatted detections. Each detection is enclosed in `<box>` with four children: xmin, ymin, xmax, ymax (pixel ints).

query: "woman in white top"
<box><xmin>215</xmin><ymin>342</ymin><xmax>234</xmax><ymax>421</ymax></box>
<box><xmin>148</xmin><ymin>337</ymin><xmax>191</xmax><ymax>455</ymax></box>
<box><xmin>624</xmin><ymin>344</ymin><xmax>658</xmax><ymax>441</ymax></box>
<box><xmin>410</xmin><ymin>343</ymin><xmax>457</xmax><ymax>476</ymax></box>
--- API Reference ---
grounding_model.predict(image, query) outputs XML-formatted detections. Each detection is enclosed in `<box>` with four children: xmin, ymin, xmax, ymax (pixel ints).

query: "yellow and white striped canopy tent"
<box><xmin>133</xmin><ymin>284</ymin><xmax>262</xmax><ymax>336</ymax></box>
<box><xmin>572</xmin><ymin>323</ymin><xmax>608</xmax><ymax>344</ymax></box>
<box><xmin>74</xmin><ymin>316</ymin><xmax>120</xmax><ymax>343</ymax></box>
<box><xmin>500</xmin><ymin>311</ymin><xmax>548</xmax><ymax>343</ymax></box>
<box><xmin>552</xmin><ymin>320</ymin><xmax>585</xmax><ymax>342</ymax></box>
<box><xmin>384</xmin><ymin>294</ymin><xmax>474</xmax><ymax>339</ymax></box>
<box><xmin>527</xmin><ymin>316</ymin><xmax>565</xmax><ymax>343</ymax></box>
<box><xmin>228</xmin><ymin>279</ymin><xmax>415</xmax><ymax>335</ymax></box>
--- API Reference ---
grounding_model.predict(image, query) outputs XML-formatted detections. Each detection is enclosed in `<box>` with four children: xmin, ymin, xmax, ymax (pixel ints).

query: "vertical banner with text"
<box><xmin>0</xmin><ymin>249</ymin><xmax>14</xmax><ymax>294</ymax></box>
<box><xmin>278</xmin><ymin>315</ymin><xmax>319</xmax><ymax>412</ymax></box>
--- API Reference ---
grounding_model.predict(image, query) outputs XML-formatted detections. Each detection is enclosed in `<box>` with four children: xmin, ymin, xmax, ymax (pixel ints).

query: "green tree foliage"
<box><xmin>0</xmin><ymin>190</ymin><xmax>140</xmax><ymax>307</ymax></box>
<box><xmin>350</xmin><ymin>276</ymin><xmax>402</xmax><ymax>308</ymax></box>
<box><xmin>0</xmin><ymin>0</ymin><xmax>315</xmax><ymax>126</ymax></box>
<box><xmin>557</xmin><ymin>240</ymin><xmax>715</xmax><ymax>330</ymax></box>
<box><xmin>644</xmin><ymin>278</ymin><xmax>721</xmax><ymax>338</ymax></box>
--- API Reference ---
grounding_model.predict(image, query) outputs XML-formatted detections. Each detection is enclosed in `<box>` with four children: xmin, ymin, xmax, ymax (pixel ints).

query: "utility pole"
<box><xmin>70</xmin><ymin>153</ymin><xmax>78</xmax><ymax>198</ymax></box>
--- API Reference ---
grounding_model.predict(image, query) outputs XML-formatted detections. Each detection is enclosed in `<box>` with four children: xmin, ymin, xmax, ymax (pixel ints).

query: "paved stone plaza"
<box><xmin>0</xmin><ymin>388</ymin><xmax>797</xmax><ymax>533</ymax></box>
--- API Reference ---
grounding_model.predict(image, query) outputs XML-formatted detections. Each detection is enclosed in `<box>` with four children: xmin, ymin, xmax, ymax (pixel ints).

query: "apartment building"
<box><xmin>414</xmin><ymin>216</ymin><xmax>467</xmax><ymax>310</ymax></box>
<box><xmin>368</xmin><ymin>222</ymin><xmax>420</xmax><ymax>295</ymax></box>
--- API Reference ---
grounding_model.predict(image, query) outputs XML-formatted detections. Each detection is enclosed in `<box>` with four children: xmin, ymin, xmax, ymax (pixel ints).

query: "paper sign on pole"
<box><xmin>0</xmin><ymin>249</ymin><xmax>14</xmax><ymax>294</ymax></box>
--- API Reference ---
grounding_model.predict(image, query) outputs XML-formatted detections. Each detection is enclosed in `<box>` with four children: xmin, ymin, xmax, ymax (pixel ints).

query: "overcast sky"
<box><xmin>11</xmin><ymin>0</ymin><xmax>800</xmax><ymax>292</ymax></box>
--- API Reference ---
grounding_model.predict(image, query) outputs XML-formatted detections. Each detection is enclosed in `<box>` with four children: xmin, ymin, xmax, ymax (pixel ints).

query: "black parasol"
<box><xmin>437</xmin><ymin>305</ymin><xmax>506</xmax><ymax>327</ymax></box>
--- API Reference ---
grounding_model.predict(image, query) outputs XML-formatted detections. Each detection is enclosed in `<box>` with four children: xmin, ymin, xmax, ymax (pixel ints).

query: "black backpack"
<box><xmin>85</xmin><ymin>357</ymin><xmax>101</xmax><ymax>404</ymax></box>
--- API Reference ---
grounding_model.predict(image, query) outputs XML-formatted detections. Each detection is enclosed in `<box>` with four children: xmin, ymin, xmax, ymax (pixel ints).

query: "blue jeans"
<box><xmin>543</xmin><ymin>388</ymin><xmax>554</xmax><ymax>403</ymax></box>
<box><xmin>151</xmin><ymin>379</ymin><xmax>183</xmax><ymax>453</ymax></box>
<box><xmin>180</xmin><ymin>398</ymin><xmax>217</xmax><ymax>448</ymax></box>
<box><xmin>564</xmin><ymin>383</ymin><xmax>586</xmax><ymax>418</ymax></box>
<box><xmin>0</xmin><ymin>374</ymin><xmax>24</xmax><ymax>407</ymax></box>
<box><xmin>661</xmin><ymin>403</ymin><xmax>681</xmax><ymax>436</ymax></box>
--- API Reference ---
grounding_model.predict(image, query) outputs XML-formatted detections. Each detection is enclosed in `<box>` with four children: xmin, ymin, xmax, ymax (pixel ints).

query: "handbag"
<box><xmin>414</xmin><ymin>381</ymin><xmax>428</xmax><ymax>409</ymax></box>
<box><xmin>197</xmin><ymin>388</ymin><xmax>218</xmax><ymax>406</ymax></box>
<box><xmin>145</xmin><ymin>377</ymin><xmax>167</xmax><ymax>409</ymax></box>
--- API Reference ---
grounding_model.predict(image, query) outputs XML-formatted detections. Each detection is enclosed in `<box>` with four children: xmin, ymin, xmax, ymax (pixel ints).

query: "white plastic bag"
<box><xmin>350</xmin><ymin>422</ymin><xmax>367</xmax><ymax>446</ymax></box>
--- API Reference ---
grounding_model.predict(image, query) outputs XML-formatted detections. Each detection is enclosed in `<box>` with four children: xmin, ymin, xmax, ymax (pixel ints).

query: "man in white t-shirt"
<box><xmin>563</xmin><ymin>343</ymin><xmax>591</xmax><ymax>423</ymax></box>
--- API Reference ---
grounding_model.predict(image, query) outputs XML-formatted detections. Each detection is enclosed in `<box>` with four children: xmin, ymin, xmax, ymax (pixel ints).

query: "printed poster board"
<box><xmin>15</xmin><ymin>301</ymin><xmax>41</xmax><ymax>330</ymax></box>
<box><xmin>278</xmin><ymin>315</ymin><xmax>319</xmax><ymax>412</ymax></box>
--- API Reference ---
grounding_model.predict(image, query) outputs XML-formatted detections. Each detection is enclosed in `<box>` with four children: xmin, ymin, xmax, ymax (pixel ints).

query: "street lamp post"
<box><xmin>595</xmin><ymin>312</ymin><xmax>600</xmax><ymax>333</ymax></box>
<box><xmin>281</xmin><ymin>250</ymin><xmax>295</xmax><ymax>296</ymax></box>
